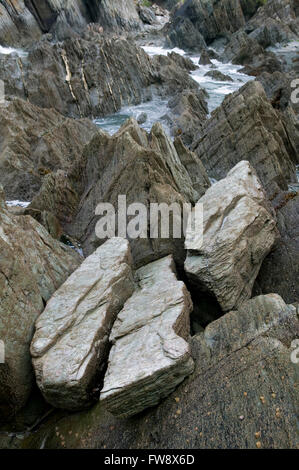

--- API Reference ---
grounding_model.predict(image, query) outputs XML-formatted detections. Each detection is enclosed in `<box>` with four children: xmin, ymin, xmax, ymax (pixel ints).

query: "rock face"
<box><xmin>31</xmin><ymin>238</ymin><xmax>135</xmax><ymax>411</ymax></box>
<box><xmin>167</xmin><ymin>88</ymin><xmax>209</xmax><ymax>145</ymax></box>
<box><xmin>223</xmin><ymin>30</ymin><xmax>282</xmax><ymax>76</ymax></box>
<box><xmin>166</xmin><ymin>0</ymin><xmax>246</xmax><ymax>49</ymax></box>
<box><xmin>246</xmin><ymin>0</ymin><xmax>299</xmax><ymax>47</ymax></box>
<box><xmin>254</xmin><ymin>192</ymin><xmax>299</xmax><ymax>304</ymax></box>
<box><xmin>22</xmin><ymin>294</ymin><xmax>299</xmax><ymax>449</ymax></box>
<box><xmin>0</xmin><ymin>35</ymin><xmax>200</xmax><ymax>120</ymax></box>
<box><xmin>0</xmin><ymin>187</ymin><xmax>80</xmax><ymax>420</ymax></box>
<box><xmin>0</xmin><ymin>98</ymin><xmax>97</xmax><ymax>201</ymax></box>
<box><xmin>185</xmin><ymin>161</ymin><xmax>279</xmax><ymax>312</ymax></box>
<box><xmin>0</xmin><ymin>0</ymin><xmax>141</xmax><ymax>46</ymax></box>
<box><xmin>100</xmin><ymin>255</ymin><xmax>194</xmax><ymax>418</ymax></box>
<box><xmin>65</xmin><ymin>119</ymin><xmax>209</xmax><ymax>267</ymax></box>
<box><xmin>192</xmin><ymin>81</ymin><xmax>298</xmax><ymax>199</ymax></box>
<box><xmin>0</xmin><ymin>0</ymin><xmax>41</xmax><ymax>47</ymax></box>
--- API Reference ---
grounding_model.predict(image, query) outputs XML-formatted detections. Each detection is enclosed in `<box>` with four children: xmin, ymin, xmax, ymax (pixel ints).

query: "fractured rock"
<box><xmin>192</xmin><ymin>81</ymin><xmax>298</xmax><ymax>199</ymax></box>
<box><xmin>66</xmin><ymin>119</ymin><xmax>209</xmax><ymax>267</ymax></box>
<box><xmin>0</xmin><ymin>98</ymin><xmax>97</xmax><ymax>201</ymax></box>
<box><xmin>25</xmin><ymin>293</ymin><xmax>299</xmax><ymax>449</ymax></box>
<box><xmin>185</xmin><ymin>161</ymin><xmax>279</xmax><ymax>312</ymax></box>
<box><xmin>100</xmin><ymin>255</ymin><xmax>194</xmax><ymax>418</ymax></box>
<box><xmin>0</xmin><ymin>186</ymin><xmax>80</xmax><ymax>420</ymax></box>
<box><xmin>31</xmin><ymin>238</ymin><xmax>135</xmax><ymax>411</ymax></box>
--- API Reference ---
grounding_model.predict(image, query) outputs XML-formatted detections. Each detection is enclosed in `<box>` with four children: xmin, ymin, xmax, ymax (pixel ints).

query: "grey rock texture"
<box><xmin>254</xmin><ymin>192</ymin><xmax>299</xmax><ymax>304</ymax></box>
<box><xmin>185</xmin><ymin>161</ymin><xmax>279</xmax><ymax>312</ymax></box>
<box><xmin>100</xmin><ymin>255</ymin><xmax>194</xmax><ymax>418</ymax></box>
<box><xmin>0</xmin><ymin>98</ymin><xmax>97</xmax><ymax>201</ymax></box>
<box><xmin>167</xmin><ymin>88</ymin><xmax>209</xmax><ymax>145</ymax></box>
<box><xmin>204</xmin><ymin>70</ymin><xmax>233</xmax><ymax>82</ymax></box>
<box><xmin>0</xmin><ymin>186</ymin><xmax>80</xmax><ymax>420</ymax></box>
<box><xmin>0</xmin><ymin>0</ymin><xmax>42</xmax><ymax>46</ymax></box>
<box><xmin>21</xmin><ymin>294</ymin><xmax>299</xmax><ymax>449</ymax></box>
<box><xmin>65</xmin><ymin>119</ymin><xmax>209</xmax><ymax>267</ymax></box>
<box><xmin>192</xmin><ymin>81</ymin><xmax>298</xmax><ymax>199</ymax></box>
<box><xmin>0</xmin><ymin>0</ymin><xmax>141</xmax><ymax>47</ymax></box>
<box><xmin>0</xmin><ymin>35</ymin><xmax>201</xmax><ymax>120</ymax></box>
<box><xmin>31</xmin><ymin>238</ymin><xmax>135</xmax><ymax>411</ymax></box>
<box><xmin>166</xmin><ymin>0</ymin><xmax>246</xmax><ymax>50</ymax></box>
<box><xmin>246</xmin><ymin>0</ymin><xmax>299</xmax><ymax>47</ymax></box>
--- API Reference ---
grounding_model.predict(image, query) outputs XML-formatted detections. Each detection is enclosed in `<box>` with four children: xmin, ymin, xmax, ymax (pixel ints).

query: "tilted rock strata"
<box><xmin>31</xmin><ymin>238</ymin><xmax>135</xmax><ymax>411</ymax></box>
<box><xmin>192</xmin><ymin>81</ymin><xmax>298</xmax><ymax>199</ymax></box>
<box><xmin>65</xmin><ymin>119</ymin><xmax>209</xmax><ymax>266</ymax></box>
<box><xmin>0</xmin><ymin>35</ymin><xmax>202</xmax><ymax>120</ymax></box>
<box><xmin>185</xmin><ymin>161</ymin><xmax>279</xmax><ymax>312</ymax></box>
<box><xmin>0</xmin><ymin>186</ymin><xmax>80</xmax><ymax>419</ymax></box>
<box><xmin>100</xmin><ymin>255</ymin><xmax>194</xmax><ymax>418</ymax></box>
<box><xmin>0</xmin><ymin>0</ymin><xmax>141</xmax><ymax>47</ymax></box>
<box><xmin>0</xmin><ymin>98</ymin><xmax>97</xmax><ymax>201</ymax></box>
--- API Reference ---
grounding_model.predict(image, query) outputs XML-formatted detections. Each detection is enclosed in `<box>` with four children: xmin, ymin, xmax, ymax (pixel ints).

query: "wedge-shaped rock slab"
<box><xmin>31</xmin><ymin>238</ymin><xmax>135</xmax><ymax>411</ymax></box>
<box><xmin>185</xmin><ymin>161</ymin><xmax>279</xmax><ymax>312</ymax></box>
<box><xmin>100</xmin><ymin>255</ymin><xmax>194</xmax><ymax>418</ymax></box>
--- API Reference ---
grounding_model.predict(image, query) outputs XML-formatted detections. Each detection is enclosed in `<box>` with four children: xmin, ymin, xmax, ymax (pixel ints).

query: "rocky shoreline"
<box><xmin>0</xmin><ymin>0</ymin><xmax>298</xmax><ymax>450</ymax></box>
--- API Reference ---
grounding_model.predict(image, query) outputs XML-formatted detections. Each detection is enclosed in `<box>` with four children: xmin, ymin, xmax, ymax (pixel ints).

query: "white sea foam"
<box><xmin>6</xmin><ymin>200</ymin><xmax>31</xmax><ymax>208</ymax></box>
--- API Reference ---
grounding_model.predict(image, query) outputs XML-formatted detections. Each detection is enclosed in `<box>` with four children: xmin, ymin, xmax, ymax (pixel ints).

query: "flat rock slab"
<box><xmin>185</xmin><ymin>160</ymin><xmax>279</xmax><ymax>312</ymax></box>
<box><xmin>31</xmin><ymin>238</ymin><xmax>135</xmax><ymax>411</ymax></box>
<box><xmin>100</xmin><ymin>255</ymin><xmax>194</xmax><ymax>418</ymax></box>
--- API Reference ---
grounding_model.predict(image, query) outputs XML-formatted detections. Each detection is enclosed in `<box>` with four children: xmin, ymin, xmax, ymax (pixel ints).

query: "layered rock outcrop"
<box><xmin>101</xmin><ymin>255</ymin><xmax>194</xmax><ymax>418</ymax></box>
<box><xmin>165</xmin><ymin>0</ymin><xmax>246</xmax><ymax>50</ymax></box>
<box><xmin>65</xmin><ymin>119</ymin><xmax>209</xmax><ymax>266</ymax></box>
<box><xmin>0</xmin><ymin>35</ymin><xmax>201</xmax><ymax>120</ymax></box>
<box><xmin>192</xmin><ymin>81</ymin><xmax>298</xmax><ymax>199</ymax></box>
<box><xmin>0</xmin><ymin>187</ymin><xmax>80</xmax><ymax>420</ymax></box>
<box><xmin>0</xmin><ymin>98</ymin><xmax>97</xmax><ymax>201</ymax></box>
<box><xmin>31</xmin><ymin>238</ymin><xmax>135</xmax><ymax>411</ymax></box>
<box><xmin>0</xmin><ymin>0</ymin><xmax>141</xmax><ymax>47</ymax></box>
<box><xmin>22</xmin><ymin>294</ymin><xmax>299</xmax><ymax>449</ymax></box>
<box><xmin>185</xmin><ymin>161</ymin><xmax>279</xmax><ymax>312</ymax></box>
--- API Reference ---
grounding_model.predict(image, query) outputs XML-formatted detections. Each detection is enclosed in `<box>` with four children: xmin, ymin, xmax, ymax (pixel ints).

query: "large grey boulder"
<box><xmin>185</xmin><ymin>161</ymin><xmax>279</xmax><ymax>312</ymax></box>
<box><xmin>31</xmin><ymin>238</ymin><xmax>135</xmax><ymax>411</ymax></box>
<box><xmin>22</xmin><ymin>294</ymin><xmax>299</xmax><ymax>449</ymax></box>
<box><xmin>0</xmin><ymin>187</ymin><xmax>80</xmax><ymax>421</ymax></box>
<box><xmin>100</xmin><ymin>255</ymin><xmax>194</xmax><ymax>418</ymax></box>
<box><xmin>192</xmin><ymin>81</ymin><xmax>298</xmax><ymax>199</ymax></box>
